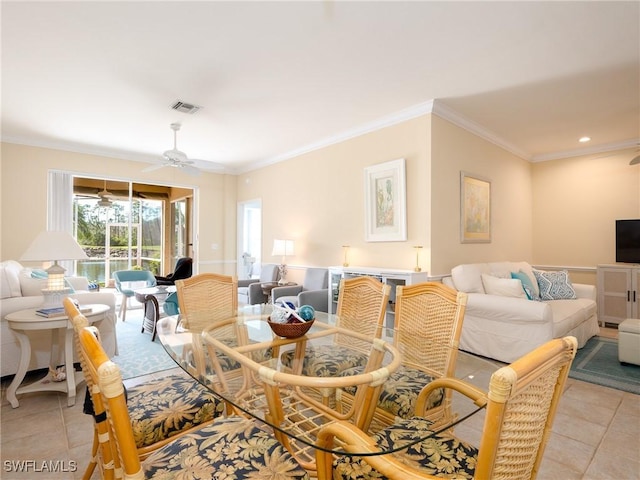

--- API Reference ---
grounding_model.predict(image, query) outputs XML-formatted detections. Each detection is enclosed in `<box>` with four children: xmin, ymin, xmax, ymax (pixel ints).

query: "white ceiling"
<box><xmin>2</xmin><ymin>1</ymin><xmax>639</xmax><ymax>174</ymax></box>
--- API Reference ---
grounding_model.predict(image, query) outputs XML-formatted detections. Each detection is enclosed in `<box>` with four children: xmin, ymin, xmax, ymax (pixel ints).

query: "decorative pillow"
<box><xmin>19</xmin><ymin>275</ymin><xmax>48</xmax><ymax>297</ymax></box>
<box><xmin>510</xmin><ymin>271</ymin><xmax>538</xmax><ymax>300</ymax></box>
<box><xmin>533</xmin><ymin>270</ymin><xmax>577</xmax><ymax>300</ymax></box>
<box><xmin>481</xmin><ymin>274</ymin><xmax>527</xmax><ymax>298</ymax></box>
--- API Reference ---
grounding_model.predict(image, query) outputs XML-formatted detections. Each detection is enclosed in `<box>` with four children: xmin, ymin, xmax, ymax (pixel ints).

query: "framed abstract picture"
<box><xmin>460</xmin><ymin>172</ymin><xmax>491</xmax><ymax>243</ymax></box>
<box><xmin>364</xmin><ymin>158</ymin><xmax>407</xmax><ymax>242</ymax></box>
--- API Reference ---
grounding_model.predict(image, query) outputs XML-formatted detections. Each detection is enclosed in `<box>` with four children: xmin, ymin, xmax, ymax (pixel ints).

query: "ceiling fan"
<box><xmin>97</xmin><ymin>180</ymin><xmax>114</xmax><ymax>207</ymax></box>
<box><xmin>143</xmin><ymin>123</ymin><xmax>201</xmax><ymax>177</ymax></box>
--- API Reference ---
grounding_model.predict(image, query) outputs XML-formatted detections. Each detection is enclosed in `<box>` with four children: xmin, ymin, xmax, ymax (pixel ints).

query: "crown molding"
<box><xmin>243</xmin><ymin>100</ymin><xmax>437</xmax><ymax>173</ymax></box>
<box><xmin>531</xmin><ymin>139</ymin><xmax>639</xmax><ymax>162</ymax></box>
<box><xmin>430</xmin><ymin>100</ymin><xmax>531</xmax><ymax>160</ymax></box>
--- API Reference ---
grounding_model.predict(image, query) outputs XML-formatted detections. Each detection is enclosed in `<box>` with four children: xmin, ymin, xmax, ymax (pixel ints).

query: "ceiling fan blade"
<box><xmin>630</xmin><ymin>155</ymin><xmax>640</xmax><ymax>165</ymax></box>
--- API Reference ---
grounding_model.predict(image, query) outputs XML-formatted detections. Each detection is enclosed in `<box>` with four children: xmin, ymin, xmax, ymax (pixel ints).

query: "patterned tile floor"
<box><xmin>1</xmin><ymin>318</ymin><xmax>637</xmax><ymax>479</ymax></box>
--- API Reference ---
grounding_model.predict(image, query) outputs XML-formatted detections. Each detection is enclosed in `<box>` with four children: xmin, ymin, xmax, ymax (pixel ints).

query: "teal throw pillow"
<box><xmin>510</xmin><ymin>271</ymin><xmax>536</xmax><ymax>300</ymax></box>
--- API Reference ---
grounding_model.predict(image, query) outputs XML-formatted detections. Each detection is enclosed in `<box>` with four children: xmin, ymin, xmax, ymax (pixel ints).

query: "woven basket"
<box><xmin>267</xmin><ymin>318</ymin><xmax>315</xmax><ymax>338</ymax></box>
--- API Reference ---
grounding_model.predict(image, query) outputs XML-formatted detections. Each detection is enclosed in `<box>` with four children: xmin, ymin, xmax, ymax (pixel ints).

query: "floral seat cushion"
<box><xmin>184</xmin><ymin>338</ymin><xmax>273</xmax><ymax>375</ymax></box>
<box><xmin>333</xmin><ymin>416</ymin><xmax>477</xmax><ymax>479</ymax></box>
<box><xmin>143</xmin><ymin>416</ymin><xmax>310</xmax><ymax>479</ymax></box>
<box><xmin>341</xmin><ymin>365</ymin><xmax>444</xmax><ymax>419</ymax></box>
<box><xmin>127</xmin><ymin>374</ymin><xmax>225</xmax><ymax>448</ymax></box>
<box><xmin>280</xmin><ymin>344</ymin><xmax>369</xmax><ymax>377</ymax></box>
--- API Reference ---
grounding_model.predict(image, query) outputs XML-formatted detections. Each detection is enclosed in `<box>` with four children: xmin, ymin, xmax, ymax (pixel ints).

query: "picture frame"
<box><xmin>364</xmin><ymin>158</ymin><xmax>407</xmax><ymax>242</ymax></box>
<box><xmin>460</xmin><ymin>171</ymin><xmax>491</xmax><ymax>243</ymax></box>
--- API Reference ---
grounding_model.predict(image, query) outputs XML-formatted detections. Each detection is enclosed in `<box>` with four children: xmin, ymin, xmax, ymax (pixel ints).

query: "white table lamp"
<box><xmin>272</xmin><ymin>239</ymin><xmax>295</xmax><ymax>285</ymax></box>
<box><xmin>21</xmin><ymin>230</ymin><xmax>89</xmax><ymax>308</ymax></box>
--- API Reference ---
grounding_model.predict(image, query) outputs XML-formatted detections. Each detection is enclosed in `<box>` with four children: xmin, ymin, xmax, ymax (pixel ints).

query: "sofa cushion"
<box><xmin>481</xmin><ymin>274</ymin><xmax>527</xmax><ymax>298</ymax></box>
<box><xmin>534</xmin><ymin>270</ymin><xmax>576</xmax><ymax>300</ymax></box>
<box><xmin>550</xmin><ymin>298</ymin><xmax>597</xmax><ymax>336</ymax></box>
<box><xmin>451</xmin><ymin>263</ymin><xmax>490</xmax><ymax>293</ymax></box>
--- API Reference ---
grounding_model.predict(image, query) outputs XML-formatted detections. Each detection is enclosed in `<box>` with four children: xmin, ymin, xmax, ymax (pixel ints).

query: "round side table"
<box><xmin>5</xmin><ymin>304</ymin><xmax>109</xmax><ymax>408</ymax></box>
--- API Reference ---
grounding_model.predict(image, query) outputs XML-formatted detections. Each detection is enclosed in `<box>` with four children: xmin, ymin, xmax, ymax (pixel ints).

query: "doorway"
<box><xmin>237</xmin><ymin>199</ymin><xmax>262</xmax><ymax>280</ymax></box>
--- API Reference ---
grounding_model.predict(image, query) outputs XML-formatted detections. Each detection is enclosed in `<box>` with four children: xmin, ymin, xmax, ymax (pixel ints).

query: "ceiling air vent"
<box><xmin>170</xmin><ymin>101</ymin><xmax>202</xmax><ymax>114</ymax></box>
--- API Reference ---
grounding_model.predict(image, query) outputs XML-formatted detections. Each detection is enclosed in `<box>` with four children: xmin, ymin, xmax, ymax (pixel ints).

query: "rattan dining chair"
<box><xmin>175</xmin><ymin>273</ymin><xmax>238</xmax><ymax>320</ymax></box>
<box><xmin>282</xmin><ymin>276</ymin><xmax>391</xmax><ymax>377</ymax></box>
<box><xmin>175</xmin><ymin>273</ymin><xmax>242</xmax><ymax>390</ymax></box>
<box><xmin>317</xmin><ymin>336</ymin><xmax>578</xmax><ymax>480</ymax></box>
<box><xmin>280</xmin><ymin>276</ymin><xmax>390</xmax><ymax>408</ymax></box>
<box><xmin>338</xmin><ymin>282</ymin><xmax>468</xmax><ymax>430</ymax></box>
<box><xmin>63</xmin><ymin>298</ymin><xmax>225</xmax><ymax>480</ymax></box>
<box><xmin>70</xmin><ymin>304</ymin><xmax>310</xmax><ymax>480</ymax></box>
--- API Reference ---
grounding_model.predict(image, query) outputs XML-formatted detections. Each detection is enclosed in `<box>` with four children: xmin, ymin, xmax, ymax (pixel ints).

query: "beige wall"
<box><xmin>3</xmin><ymin>121</ymin><xmax>637</xmax><ymax>286</ymax></box>
<box><xmin>0</xmin><ymin>143</ymin><xmax>237</xmax><ymax>275</ymax></box>
<box><xmin>430</xmin><ymin>116</ymin><xmax>534</xmax><ymax>276</ymax></box>
<box><xmin>237</xmin><ymin>115</ymin><xmax>432</xmax><ymax>274</ymax></box>
<box><xmin>531</xmin><ymin>148</ymin><xmax>640</xmax><ymax>285</ymax></box>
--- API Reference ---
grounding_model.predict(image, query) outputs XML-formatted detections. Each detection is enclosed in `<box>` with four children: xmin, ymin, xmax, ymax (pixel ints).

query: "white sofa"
<box><xmin>442</xmin><ymin>261</ymin><xmax>599</xmax><ymax>363</ymax></box>
<box><xmin>1</xmin><ymin>260</ymin><xmax>117</xmax><ymax>378</ymax></box>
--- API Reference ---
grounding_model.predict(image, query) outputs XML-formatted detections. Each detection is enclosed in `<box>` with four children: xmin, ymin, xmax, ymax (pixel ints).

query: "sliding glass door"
<box><xmin>74</xmin><ymin>181</ymin><xmax>164</xmax><ymax>286</ymax></box>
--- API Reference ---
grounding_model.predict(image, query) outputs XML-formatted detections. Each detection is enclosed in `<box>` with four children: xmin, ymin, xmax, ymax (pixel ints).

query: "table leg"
<box><xmin>6</xmin><ymin>330</ymin><xmax>31</xmax><ymax>408</ymax></box>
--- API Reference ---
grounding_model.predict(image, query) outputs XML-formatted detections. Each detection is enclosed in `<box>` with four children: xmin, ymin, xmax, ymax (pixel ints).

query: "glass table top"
<box><xmin>157</xmin><ymin>304</ymin><xmax>495</xmax><ymax>468</ymax></box>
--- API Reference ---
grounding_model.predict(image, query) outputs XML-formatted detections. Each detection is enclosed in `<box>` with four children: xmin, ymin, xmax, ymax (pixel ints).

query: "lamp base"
<box><xmin>41</xmin><ymin>288</ymin><xmax>71</xmax><ymax>309</ymax></box>
<box><xmin>277</xmin><ymin>264</ymin><xmax>288</xmax><ymax>285</ymax></box>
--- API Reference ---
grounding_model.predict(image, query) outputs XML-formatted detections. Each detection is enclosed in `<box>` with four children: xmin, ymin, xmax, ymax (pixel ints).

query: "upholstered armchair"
<box><xmin>237</xmin><ymin>263</ymin><xmax>279</xmax><ymax>305</ymax></box>
<box><xmin>112</xmin><ymin>269</ymin><xmax>156</xmax><ymax>321</ymax></box>
<box><xmin>154</xmin><ymin>257</ymin><xmax>192</xmax><ymax>286</ymax></box>
<box><xmin>272</xmin><ymin>267</ymin><xmax>329</xmax><ymax>312</ymax></box>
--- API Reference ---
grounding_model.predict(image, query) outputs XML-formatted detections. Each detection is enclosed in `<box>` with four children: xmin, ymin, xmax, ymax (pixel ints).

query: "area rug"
<box><xmin>569</xmin><ymin>336</ymin><xmax>640</xmax><ymax>395</ymax></box>
<box><xmin>111</xmin><ymin>310</ymin><xmax>177</xmax><ymax>379</ymax></box>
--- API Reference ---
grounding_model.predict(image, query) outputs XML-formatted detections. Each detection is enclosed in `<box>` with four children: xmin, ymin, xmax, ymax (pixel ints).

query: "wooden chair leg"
<box><xmin>81</xmin><ymin>430</ymin><xmax>99</xmax><ymax>480</ymax></box>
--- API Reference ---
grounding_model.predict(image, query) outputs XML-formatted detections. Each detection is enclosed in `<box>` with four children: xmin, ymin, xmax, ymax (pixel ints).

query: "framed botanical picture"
<box><xmin>364</xmin><ymin>158</ymin><xmax>407</xmax><ymax>242</ymax></box>
<box><xmin>460</xmin><ymin>172</ymin><xmax>491</xmax><ymax>243</ymax></box>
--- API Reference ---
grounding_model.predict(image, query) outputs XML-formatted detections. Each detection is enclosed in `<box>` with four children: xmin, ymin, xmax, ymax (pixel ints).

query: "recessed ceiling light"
<box><xmin>579</xmin><ymin>136</ymin><xmax>591</xmax><ymax>143</ymax></box>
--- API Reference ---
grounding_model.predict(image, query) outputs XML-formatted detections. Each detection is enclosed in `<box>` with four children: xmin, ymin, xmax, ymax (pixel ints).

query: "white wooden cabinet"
<box><xmin>597</xmin><ymin>264</ymin><xmax>640</xmax><ymax>326</ymax></box>
<box><xmin>328</xmin><ymin>266</ymin><xmax>429</xmax><ymax>328</ymax></box>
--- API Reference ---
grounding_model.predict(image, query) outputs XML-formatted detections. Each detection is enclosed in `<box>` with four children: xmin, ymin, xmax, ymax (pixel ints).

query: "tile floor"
<box><xmin>1</xmin><ymin>326</ymin><xmax>638</xmax><ymax>479</ymax></box>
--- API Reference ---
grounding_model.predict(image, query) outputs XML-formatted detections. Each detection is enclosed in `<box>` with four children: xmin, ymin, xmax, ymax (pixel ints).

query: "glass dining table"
<box><xmin>156</xmin><ymin>304</ymin><xmax>495</xmax><ymax>473</ymax></box>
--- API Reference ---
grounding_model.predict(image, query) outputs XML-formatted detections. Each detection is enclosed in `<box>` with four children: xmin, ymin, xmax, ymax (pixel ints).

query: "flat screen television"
<box><xmin>616</xmin><ymin>219</ymin><xmax>640</xmax><ymax>264</ymax></box>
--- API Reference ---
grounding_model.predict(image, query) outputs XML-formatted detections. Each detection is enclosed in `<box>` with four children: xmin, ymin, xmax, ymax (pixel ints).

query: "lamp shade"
<box><xmin>21</xmin><ymin>231</ymin><xmax>88</xmax><ymax>262</ymax></box>
<box><xmin>272</xmin><ymin>239</ymin><xmax>295</xmax><ymax>257</ymax></box>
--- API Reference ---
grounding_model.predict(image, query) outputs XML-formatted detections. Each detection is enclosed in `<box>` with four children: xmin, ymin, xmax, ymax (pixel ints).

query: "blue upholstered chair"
<box><xmin>112</xmin><ymin>270</ymin><xmax>156</xmax><ymax>321</ymax></box>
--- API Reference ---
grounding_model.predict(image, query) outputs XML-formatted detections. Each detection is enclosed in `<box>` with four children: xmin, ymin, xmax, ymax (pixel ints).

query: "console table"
<box><xmin>328</xmin><ymin>266</ymin><xmax>429</xmax><ymax>326</ymax></box>
<box><xmin>5</xmin><ymin>304</ymin><xmax>109</xmax><ymax>408</ymax></box>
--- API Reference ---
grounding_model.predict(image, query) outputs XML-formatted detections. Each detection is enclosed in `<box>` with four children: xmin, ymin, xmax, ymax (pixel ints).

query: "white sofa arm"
<box><xmin>466</xmin><ymin>293</ymin><xmax>552</xmax><ymax>324</ymax></box>
<box><xmin>66</xmin><ymin>276</ymin><xmax>89</xmax><ymax>291</ymax></box>
<box><xmin>573</xmin><ymin>283</ymin><xmax>596</xmax><ymax>301</ymax></box>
